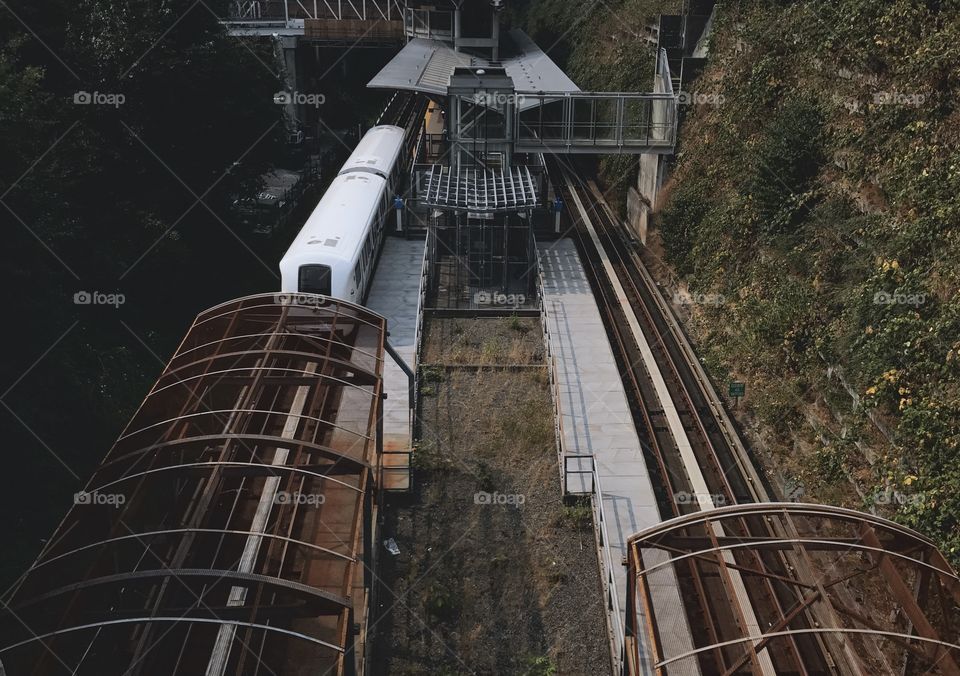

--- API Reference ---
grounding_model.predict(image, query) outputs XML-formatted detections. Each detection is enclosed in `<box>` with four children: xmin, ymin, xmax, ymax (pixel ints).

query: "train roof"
<box><xmin>337</xmin><ymin>125</ymin><xmax>405</xmax><ymax>179</ymax></box>
<box><xmin>280</xmin><ymin>171</ymin><xmax>386</xmax><ymax>269</ymax></box>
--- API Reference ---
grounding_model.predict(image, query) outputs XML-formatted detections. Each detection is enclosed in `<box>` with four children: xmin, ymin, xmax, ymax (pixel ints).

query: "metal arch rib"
<box><xmin>193</xmin><ymin>297</ymin><xmax>385</xmax><ymax>331</ymax></box>
<box><xmin>100</xmin><ymin>434</ymin><xmax>371</xmax><ymax>475</ymax></box>
<box><xmin>117</xmin><ymin>408</ymin><xmax>373</xmax><ymax>445</ymax></box>
<box><xmin>655</xmin><ymin>628</ymin><xmax>960</xmax><ymax>669</ymax></box>
<box><xmin>0</xmin><ymin>617</ymin><xmax>345</xmax><ymax>656</ymax></box>
<box><xmin>196</xmin><ymin>293</ymin><xmax>386</xmax><ymax>326</ymax></box>
<box><xmin>27</xmin><ymin>528</ymin><xmax>357</xmax><ymax>574</ymax></box>
<box><xmin>6</xmin><ymin>568</ymin><xmax>351</xmax><ymax>616</ymax></box>
<box><xmin>150</xmin><ymin>366</ymin><xmax>378</xmax><ymax>399</ymax></box>
<box><xmin>633</xmin><ymin>537</ymin><xmax>960</xmax><ymax>582</ymax></box>
<box><xmin>161</xmin><ymin>348</ymin><xmax>379</xmax><ymax>386</ymax></box>
<box><xmin>86</xmin><ymin>460</ymin><xmax>367</xmax><ymax>496</ymax></box>
<box><xmin>627</xmin><ymin>502</ymin><xmax>942</xmax><ymax>548</ymax></box>
<box><xmin>172</xmin><ymin>331</ymin><xmax>383</xmax><ymax>367</ymax></box>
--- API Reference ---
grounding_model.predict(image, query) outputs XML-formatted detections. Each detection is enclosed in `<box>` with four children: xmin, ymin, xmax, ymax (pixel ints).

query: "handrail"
<box><xmin>412</xmin><ymin>235</ymin><xmax>430</xmax><ymax>435</ymax></box>
<box><xmin>535</xmin><ymin>244</ymin><xmax>565</xmax><ymax>485</ymax></box>
<box><xmin>226</xmin><ymin>0</ymin><xmax>405</xmax><ymax>22</ymax></box>
<box><xmin>590</xmin><ymin>457</ymin><xmax>625</xmax><ymax>671</ymax></box>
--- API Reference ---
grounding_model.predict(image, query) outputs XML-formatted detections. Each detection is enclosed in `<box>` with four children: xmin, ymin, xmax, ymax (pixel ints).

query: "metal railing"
<box><xmin>404</xmin><ymin>7</ymin><xmax>453</xmax><ymax>40</ymax></box>
<box><xmin>225</xmin><ymin>0</ymin><xmax>405</xmax><ymax>22</ymax></box>
<box><xmin>380</xmin><ymin>449</ymin><xmax>412</xmax><ymax>492</ymax></box>
<box><xmin>563</xmin><ymin>454</ymin><xmax>595</xmax><ymax>493</ymax></box>
<box><xmin>412</xmin><ymin>236</ymin><xmax>430</xmax><ymax>428</ymax></box>
<box><xmin>536</xmin><ymin>244</ymin><xmax>566</xmax><ymax>487</ymax></box>
<box><xmin>515</xmin><ymin>92</ymin><xmax>676</xmax><ymax>154</ymax></box>
<box><xmin>515</xmin><ymin>51</ymin><xmax>678</xmax><ymax>155</ymax></box>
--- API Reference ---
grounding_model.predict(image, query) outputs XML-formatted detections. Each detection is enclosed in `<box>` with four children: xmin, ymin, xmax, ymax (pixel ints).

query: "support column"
<box><xmin>276</xmin><ymin>35</ymin><xmax>302</xmax><ymax>138</ymax></box>
<box><xmin>453</xmin><ymin>3</ymin><xmax>461</xmax><ymax>51</ymax></box>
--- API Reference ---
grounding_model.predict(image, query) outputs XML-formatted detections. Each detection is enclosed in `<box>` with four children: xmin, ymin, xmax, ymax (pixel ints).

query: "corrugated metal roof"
<box><xmin>420</xmin><ymin>165</ymin><xmax>540</xmax><ymax>212</ymax></box>
<box><xmin>367</xmin><ymin>37</ymin><xmax>472</xmax><ymax>95</ymax></box>
<box><xmin>502</xmin><ymin>29</ymin><xmax>579</xmax><ymax>97</ymax></box>
<box><xmin>367</xmin><ymin>29</ymin><xmax>579</xmax><ymax>111</ymax></box>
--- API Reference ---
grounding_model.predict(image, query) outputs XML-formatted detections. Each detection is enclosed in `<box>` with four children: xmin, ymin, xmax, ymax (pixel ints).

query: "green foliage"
<box><xmin>558</xmin><ymin>499</ymin><xmax>593</xmax><ymax>531</ymax></box>
<box><xmin>811</xmin><ymin>443</ymin><xmax>850</xmax><ymax>485</ymax></box>
<box><xmin>424</xmin><ymin>580</ymin><xmax>462</xmax><ymax>621</ymax></box>
<box><xmin>509</xmin><ymin>314</ymin><xmax>530</xmax><ymax>333</ymax></box>
<box><xmin>523</xmin><ymin>655</ymin><xmax>557</xmax><ymax>676</ymax></box>
<box><xmin>745</xmin><ymin>99</ymin><xmax>824</xmax><ymax>236</ymax></box>
<box><xmin>659</xmin><ymin>180</ymin><xmax>711</xmax><ymax>276</ymax></box>
<box><xmin>420</xmin><ymin>365</ymin><xmax>445</xmax><ymax>395</ymax></box>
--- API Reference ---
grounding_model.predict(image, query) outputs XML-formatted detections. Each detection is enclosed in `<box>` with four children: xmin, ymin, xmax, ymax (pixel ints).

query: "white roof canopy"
<box><xmin>367</xmin><ymin>29</ymin><xmax>580</xmax><ymax>111</ymax></box>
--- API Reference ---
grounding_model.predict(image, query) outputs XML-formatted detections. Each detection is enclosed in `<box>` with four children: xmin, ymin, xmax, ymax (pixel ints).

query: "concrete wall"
<box><xmin>627</xmin><ymin>152</ymin><xmax>665</xmax><ymax>244</ymax></box>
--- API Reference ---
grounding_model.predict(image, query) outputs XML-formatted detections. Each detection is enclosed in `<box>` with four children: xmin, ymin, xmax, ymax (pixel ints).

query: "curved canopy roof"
<box><xmin>1</xmin><ymin>294</ymin><xmax>386</xmax><ymax>676</ymax></box>
<box><xmin>625</xmin><ymin>502</ymin><xmax>960</xmax><ymax>676</ymax></box>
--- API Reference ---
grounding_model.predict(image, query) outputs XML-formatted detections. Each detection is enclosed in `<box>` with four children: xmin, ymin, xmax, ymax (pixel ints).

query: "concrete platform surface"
<box><xmin>539</xmin><ymin>238</ymin><xmax>696</xmax><ymax>675</ymax></box>
<box><xmin>366</xmin><ymin>236</ymin><xmax>425</xmax><ymax>489</ymax></box>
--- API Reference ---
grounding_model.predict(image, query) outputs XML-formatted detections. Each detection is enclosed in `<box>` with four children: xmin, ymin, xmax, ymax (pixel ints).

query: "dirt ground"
<box><xmin>422</xmin><ymin>317</ymin><xmax>544</xmax><ymax>365</ymax></box>
<box><xmin>371</xmin><ymin>322</ymin><xmax>611</xmax><ymax>675</ymax></box>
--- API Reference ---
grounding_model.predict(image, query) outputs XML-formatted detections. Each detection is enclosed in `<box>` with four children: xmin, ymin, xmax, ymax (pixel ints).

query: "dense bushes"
<box><xmin>655</xmin><ymin>0</ymin><xmax>960</xmax><ymax>561</ymax></box>
<box><xmin>744</xmin><ymin>99</ymin><xmax>824</xmax><ymax>236</ymax></box>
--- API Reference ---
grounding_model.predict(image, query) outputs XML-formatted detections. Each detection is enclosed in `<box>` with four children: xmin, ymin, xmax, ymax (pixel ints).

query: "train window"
<box><xmin>298</xmin><ymin>265</ymin><xmax>331</xmax><ymax>295</ymax></box>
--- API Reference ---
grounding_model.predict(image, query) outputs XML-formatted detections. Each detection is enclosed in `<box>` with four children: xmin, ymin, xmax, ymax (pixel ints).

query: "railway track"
<box><xmin>376</xmin><ymin>90</ymin><xmax>424</xmax><ymax>134</ymax></box>
<box><xmin>548</xmin><ymin>159</ymin><xmax>839</xmax><ymax>674</ymax></box>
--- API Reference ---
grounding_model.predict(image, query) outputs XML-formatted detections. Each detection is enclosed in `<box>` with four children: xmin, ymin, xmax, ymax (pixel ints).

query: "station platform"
<box><xmin>538</xmin><ymin>239</ymin><xmax>696</xmax><ymax>675</ymax></box>
<box><xmin>366</xmin><ymin>236</ymin><xmax>425</xmax><ymax>491</ymax></box>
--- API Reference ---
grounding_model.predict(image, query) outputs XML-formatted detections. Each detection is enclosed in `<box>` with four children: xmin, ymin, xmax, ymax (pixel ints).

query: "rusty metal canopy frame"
<box><xmin>0</xmin><ymin>293</ymin><xmax>387</xmax><ymax>676</ymax></box>
<box><xmin>625</xmin><ymin>502</ymin><xmax>960</xmax><ymax>676</ymax></box>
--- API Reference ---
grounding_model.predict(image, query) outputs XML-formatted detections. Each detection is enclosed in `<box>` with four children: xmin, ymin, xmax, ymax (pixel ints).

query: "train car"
<box><xmin>279</xmin><ymin>125</ymin><xmax>406</xmax><ymax>301</ymax></box>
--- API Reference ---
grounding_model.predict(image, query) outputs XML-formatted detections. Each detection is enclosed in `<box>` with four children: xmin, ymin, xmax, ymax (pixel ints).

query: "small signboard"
<box><xmin>729</xmin><ymin>381</ymin><xmax>746</xmax><ymax>398</ymax></box>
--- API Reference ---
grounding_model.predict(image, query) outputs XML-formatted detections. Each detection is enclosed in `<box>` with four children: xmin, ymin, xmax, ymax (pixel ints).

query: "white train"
<box><xmin>280</xmin><ymin>125</ymin><xmax>406</xmax><ymax>300</ymax></box>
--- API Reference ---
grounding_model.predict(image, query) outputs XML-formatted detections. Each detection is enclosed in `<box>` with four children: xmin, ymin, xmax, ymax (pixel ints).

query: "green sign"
<box><xmin>729</xmin><ymin>382</ymin><xmax>746</xmax><ymax>398</ymax></box>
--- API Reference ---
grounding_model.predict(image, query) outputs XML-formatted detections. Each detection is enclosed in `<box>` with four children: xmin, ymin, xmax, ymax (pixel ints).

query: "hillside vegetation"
<box><xmin>520</xmin><ymin>0</ymin><xmax>960</xmax><ymax>562</ymax></box>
